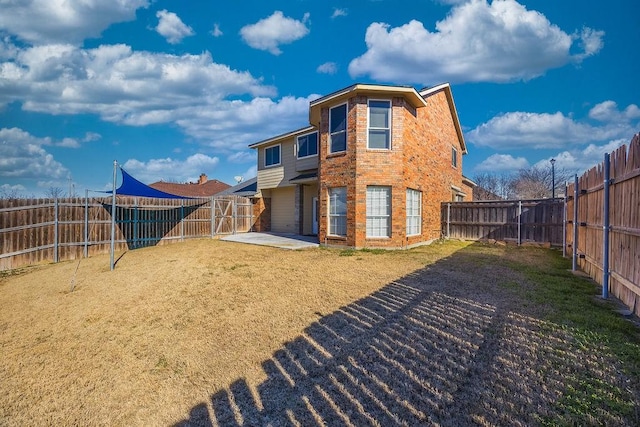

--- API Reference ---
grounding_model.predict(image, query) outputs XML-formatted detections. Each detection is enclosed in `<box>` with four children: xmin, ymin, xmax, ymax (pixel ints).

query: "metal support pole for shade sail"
<box><xmin>602</xmin><ymin>153</ymin><xmax>610</xmax><ymax>299</ymax></box>
<box><xmin>110</xmin><ymin>160</ymin><xmax>117</xmax><ymax>271</ymax></box>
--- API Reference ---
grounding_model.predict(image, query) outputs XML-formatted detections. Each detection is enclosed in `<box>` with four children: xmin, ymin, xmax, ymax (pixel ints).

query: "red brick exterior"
<box><xmin>318</xmin><ymin>88</ymin><xmax>465</xmax><ymax>248</ymax></box>
<box><xmin>251</xmin><ymin>197</ymin><xmax>270</xmax><ymax>232</ymax></box>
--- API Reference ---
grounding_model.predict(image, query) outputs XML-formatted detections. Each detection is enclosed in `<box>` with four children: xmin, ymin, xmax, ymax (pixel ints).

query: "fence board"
<box><xmin>442</xmin><ymin>199</ymin><xmax>564</xmax><ymax>246</ymax></box>
<box><xmin>566</xmin><ymin>133</ymin><xmax>640</xmax><ymax>316</ymax></box>
<box><xmin>0</xmin><ymin>195</ymin><xmax>252</xmax><ymax>270</ymax></box>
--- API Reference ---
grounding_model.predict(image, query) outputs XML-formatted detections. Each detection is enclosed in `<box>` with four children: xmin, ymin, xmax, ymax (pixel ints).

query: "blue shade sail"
<box><xmin>115</xmin><ymin>167</ymin><xmax>193</xmax><ymax>199</ymax></box>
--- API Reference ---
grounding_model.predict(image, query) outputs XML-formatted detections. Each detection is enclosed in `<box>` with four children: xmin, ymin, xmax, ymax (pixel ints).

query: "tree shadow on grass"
<box><xmin>173</xmin><ymin>244</ymin><xmax>639</xmax><ymax>426</ymax></box>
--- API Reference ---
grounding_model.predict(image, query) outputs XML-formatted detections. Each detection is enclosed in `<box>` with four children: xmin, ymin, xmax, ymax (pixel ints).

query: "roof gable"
<box><xmin>419</xmin><ymin>83</ymin><xmax>467</xmax><ymax>154</ymax></box>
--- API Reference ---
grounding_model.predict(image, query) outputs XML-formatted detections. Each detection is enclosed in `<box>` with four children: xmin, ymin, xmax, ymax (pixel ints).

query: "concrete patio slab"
<box><xmin>220</xmin><ymin>232</ymin><xmax>319</xmax><ymax>250</ymax></box>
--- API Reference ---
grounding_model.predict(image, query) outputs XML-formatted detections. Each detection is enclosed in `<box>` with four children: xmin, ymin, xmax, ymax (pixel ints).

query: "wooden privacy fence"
<box><xmin>442</xmin><ymin>199</ymin><xmax>564</xmax><ymax>246</ymax></box>
<box><xmin>0</xmin><ymin>195</ymin><xmax>253</xmax><ymax>270</ymax></box>
<box><xmin>566</xmin><ymin>133</ymin><xmax>640</xmax><ymax>316</ymax></box>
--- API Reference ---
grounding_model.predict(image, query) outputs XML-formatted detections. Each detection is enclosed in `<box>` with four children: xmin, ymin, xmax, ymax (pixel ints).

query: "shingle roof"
<box><xmin>149</xmin><ymin>179</ymin><xmax>230</xmax><ymax>198</ymax></box>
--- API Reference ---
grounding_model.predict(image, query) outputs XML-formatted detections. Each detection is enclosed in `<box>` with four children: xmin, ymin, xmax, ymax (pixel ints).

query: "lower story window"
<box><xmin>406</xmin><ymin>189</ymin><xmax>421</xmax><ymax>236</ymax></box>
<box><xmin>366</xmin><ymin>186</ymin><xmax>391</xmax><ymax>237</ymax></box>
<box><xmin>328</xmin><ymin>187</ymin><xmax>347</xmax><ymax>236</ymax></box>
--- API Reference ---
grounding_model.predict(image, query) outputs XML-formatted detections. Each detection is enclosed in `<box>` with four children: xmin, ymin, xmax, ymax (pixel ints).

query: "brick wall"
<box><xmin>252</xmin><ymin>197</ymin><xmax>270</xmax><ymax>232</ymax></box>
<box><xmin>317</xmin><ymin>87</ymin><xmax>466</xmax><ymax>249</ymax></box>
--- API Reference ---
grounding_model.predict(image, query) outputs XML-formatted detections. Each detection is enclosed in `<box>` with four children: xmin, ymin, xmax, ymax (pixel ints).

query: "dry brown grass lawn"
<box><xmin>1</xmin><ymin>238</ymin><xmax>639</xmax><ymax>426</ymax></box>
<box><xmin>0</xmin><ymin>239</ymin><xmax>456</xmax><ymax>426</ymax></box>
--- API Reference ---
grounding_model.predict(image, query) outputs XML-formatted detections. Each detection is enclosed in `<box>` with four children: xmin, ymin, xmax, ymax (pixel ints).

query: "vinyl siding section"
<box><xmin>296</xmin><ymin>155</ymin><xmax>318</xmax><ymax>172</ymax></box>
<box><xmin>257</xmin><ymin>139</ymin><xmax>297</xmax><ymax>190</ymax></box>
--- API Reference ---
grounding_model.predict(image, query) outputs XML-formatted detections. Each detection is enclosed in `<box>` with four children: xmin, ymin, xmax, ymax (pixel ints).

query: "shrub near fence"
<box><xmin>566</xmin><ymin>133</ymin><xmax>640</xmax><ymax>316</ymax></box>
<box><xmin>0</xmin><ymin>195</ymin><xmax>252</xmax><ymax>270</ymax></box>
<box><xmin>442</xmin><ymin>199</ymin><xmax>564</xmax><ymax>246</ymax></box>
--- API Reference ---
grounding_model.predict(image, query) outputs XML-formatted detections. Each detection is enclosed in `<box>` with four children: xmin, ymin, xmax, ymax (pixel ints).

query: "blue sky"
<box><xmin>1</xmin><ymin>0</ymin><xmax>638</xmax><ymax>197</ymax></box>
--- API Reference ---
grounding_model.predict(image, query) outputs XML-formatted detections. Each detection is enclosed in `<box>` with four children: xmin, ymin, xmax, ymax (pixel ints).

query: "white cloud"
<box><xmin>348</xmin><ymin>0</ymin><xmax>604</xmax><ymax>84</ymax></box>
<box><xmin>155</xmin><ymin>10</ymin><xmax>194</xmax><ymax>44</ymax></box>
<box><xmin>331</xmin><ymin>8</ymin><xmax>348</xmax><ymax>19</ymax></box>
<box><xmin>475</xmin><ymin>154</ymin><xmax>529</xmax><ymax>172</ymax></box>
<box><xmin>240</xmin><ymin>11</ymin><xmax>310</xmax><ymax>55</ymax></box>
<box><xmin>241</xmin><ymin>165</ymin><xmax>257</xmax><ymax>180</ymax></box>
<box><xmin>122</xmin><ymin>153</ymin><xmax>220</xmax><ymax>184</ymax></box>
<box><xmin>588</xmin><ymin>101</ymin><xmax>640</xmax><ymax>122</ymax></box>
<box><xmin>533</xmin><ymin>139</ymin><xmax>628</xmax><ymax>175</ymax></box>
<box><xmin>467</xmin><ymin>101</ymin><xmax>639</xmax><ymax>150</ymax></box>
<box><xmin>317</xmin><ymin>62</ymin><xmax>338</xmax><ymax>74</ymax></box>
<box><xmin>0</xmin><ymin>43</ymin><xmax>277</xmax><ymax>121</ymax></box>
<box><xmin>0</xmin><ymin>128</ymin><xmax>69</xmax><ymax>179</ymax></box>
<box><xmin>211</xmin><ymin>23</ymin><xmax>223</xmax><ymax>37</ymax></box>
<box><xmin>0</xmin><ymin>0</ymin><xmax>148</xmax><ymax>45</ymax></box>
<box><xmin>0</xmin><ymin>40</ymin><xmax>317</xmax><ymax>161</ymax></box>
<box><xmin>227</xmin><ymin>151</ymin><xmax>256</xmax><ymax>164</ymax></box>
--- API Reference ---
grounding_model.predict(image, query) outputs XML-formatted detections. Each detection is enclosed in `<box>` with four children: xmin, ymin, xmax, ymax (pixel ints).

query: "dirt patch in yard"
<box><xmin>1</xmin><ymin>239</ymin><xmax>638</xmax><ymax>426</ymax></box>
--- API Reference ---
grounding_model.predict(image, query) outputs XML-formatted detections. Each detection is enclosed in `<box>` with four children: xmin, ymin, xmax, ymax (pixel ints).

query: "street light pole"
<box><xmin>550</xmin><ymin>158</ymin><xmax>556</xmax><ymax>199</ymax></box>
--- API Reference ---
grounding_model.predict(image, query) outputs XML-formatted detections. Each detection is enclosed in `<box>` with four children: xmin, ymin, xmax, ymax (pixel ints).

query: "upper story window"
<box><xmin>452</xmin><ymin>146</ymin><xmax>458</xmax><ymax>168</ymax></box>
<box><xmin>329</xmin><ymin>103</ymin><xmax>347</xmax><ymax>153</ymax></box>
<box><xmin>264</xmin><ymin>144</ymin><xmax>281</xmax><ymax>167</ymax></box>
<box><xmin>368</xmin><ymin>100</ymin><xmax>391</xmax><ymax>150</ymax></box>
<box><xmin>297</xmin><ymin>131</ymin><xmax>318</xmax><ymax>159</ymax></box>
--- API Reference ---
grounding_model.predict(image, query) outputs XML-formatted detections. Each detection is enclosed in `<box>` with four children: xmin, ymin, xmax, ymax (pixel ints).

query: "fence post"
<box><xmin>446</xmin><ymin>203</ymin><xmax>451</xmax><ymax>239</ymax></box>
<box><xmin>602</xmin><ymin>153</ymin><xmax>610</xmax><ymax>299</ymax></box>
<box><xmin>84</xmin><ymin>190</ymin><xmax>89</xmax><ymax>258</ymax></box>
<box><xmin>562</xmin><ymin>183</ymin><xmax>567</xmax><ymax>258</ymax></box>
<box><xmin>210</xmin><ymin>196</ymin><xmax>215</xmax><ymax>238</ymax></box>
<box><xmin>572</xmin><ymin>175</ymin><xmax>578</xmax><ymax>271</ymax></box>
<box><xmin>133</xmin><ymin>197</ymin><xmax>138</xmax><ymax>249</ymax></box>
<box><xmin>110</xmin><ymin>160</ymin><xmax>117</xmax><ymax>271</ymax></box>
<box><xmin>54</xmin><ymin>196</ymin><xmax>59</xmax><ymax>263</ymax></box>
<box><xmin>517</xmin><ymin>201</ymin><xmax>522</xmax><ymax>246</ymax></box>
<box><xmin>180</xmin><ymin>202</ymin><xmax>185</xmax><ymax>241</ymax></box>
<box><xmin>233</xmin><ymin>196</ymin><xmax>238</xmax><ymax>235</ymax></box>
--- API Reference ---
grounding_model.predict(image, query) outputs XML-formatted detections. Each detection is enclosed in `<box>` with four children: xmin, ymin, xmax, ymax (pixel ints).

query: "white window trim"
<box><xmin>367</xmin><ymin>99</ymin><xmax>392</xmax><ymax>150</ymax></box>
<box><xmin>452</xmin><ymin>146</ymin><xmax>458</xmax><ymax>168</ymax></box>
<box><xmin>329</xmin><ymin>103</ymin><xmax>348</xmax><ymax>154</ymax></box>
<box><xmin>406</xmin><ymin>188</ymin><xmax>422</xmax><ymax>237</ymax></box>
<box><xmin>366</xmin><ymin>186</ymin><xmax>391</xmax><ymax>238</ymax></box>
<box><xmin>328</xmin><ymin>187</ymin><xmax>347</xmax><ymax>237</ymax></box>
<box><xmin>296</xmin><ymin>131</ymin><xmax>318</xmax><ymax>159</ymax></box>
<box><xmin>264</xmin><ymin>143</ymin><xmax>281</xmax><ymax>168</ymax></box>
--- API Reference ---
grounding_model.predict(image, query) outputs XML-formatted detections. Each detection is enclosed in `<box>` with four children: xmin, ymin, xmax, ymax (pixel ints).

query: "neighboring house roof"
<box><xmin>149</xmin><ymin>174</ymin><xmax>230</xmax><ymax>198</ymax></box>
<box><xmin>309</xmin><ymin>83</ymin><xmax>428</xmax><ymax>127</ymax></box>
<box><xmin>419</xmin><ymin>83</ymin><xmax>467</xmax><ymax>154</ymax></box>
<box><xmin>216</xmin><ymin>176</ymin><xmax>258</xmax><ymax>197</ymax></box>
<box><xmin>249</xmin><ymin>125</ymin><xmax>315</xmax><ymax>149</ymax></box>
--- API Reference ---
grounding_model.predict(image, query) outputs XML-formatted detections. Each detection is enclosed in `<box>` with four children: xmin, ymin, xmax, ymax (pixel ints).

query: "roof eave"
<box><xmin>249</xmin><ymin>125</ymin><xmax>315</xmax><ymax>149</ymax></box>
<box><xmin>309</xmin><ymin>84</ymin><xmax>428</xmax><ymax>127</ymax></box>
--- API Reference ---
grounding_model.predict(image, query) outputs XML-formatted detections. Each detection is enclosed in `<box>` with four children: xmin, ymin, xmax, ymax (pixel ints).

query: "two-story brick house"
<box><xmin>249</xmin><ymin>82</ymin><xmax>473</xmax><ymax>249</ymax></box>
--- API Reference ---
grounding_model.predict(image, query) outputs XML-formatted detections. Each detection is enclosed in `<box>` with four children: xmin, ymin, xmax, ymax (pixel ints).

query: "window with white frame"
<box><xmin>406</xmin><ymin>189</ymin><xmax>422</xmax><ymax>236</ymax></box>
<box><xmin>329</xmin><ymin>103</ymin><xmax>347</xmax><ymax>153</ymax></box>
<box><xmin>265</xmin><ymin>144</ymin><xmax>281</xmax><ymax>167</ymax></box>
<box><xmin>366</xmin><ymin>186</ymin><xmax>391</xmax><ymax>238</ymax></box>
<box><xmin>297</xmin><ymin>131</ymin><xmax>318</xmax><ymax>158</ymax></box>
<box><xmin>328</xmin><ymin>187</ymin><xmax>347</xmax><ymax>236</ymax></box>
<box><xmin>368</xmin><ymin>100</ymin><xmax>391</xmax><ymax>149</ymax></box>
<box><xmin>452</xmin><ymin>146</ymin><xmax>458</xmax><ymax>168</ymax></box>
